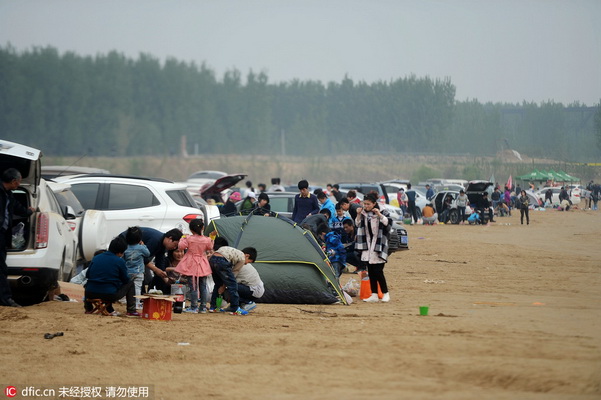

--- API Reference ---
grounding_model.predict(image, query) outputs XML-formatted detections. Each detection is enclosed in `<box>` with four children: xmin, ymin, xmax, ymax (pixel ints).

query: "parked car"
<box><xmin>42</xmin><ymin>165</ymin><xmax>110</xmax><ymax>179</ymax></box>
<box><xmin>432</xmin><ymin>190</ymin><xmax>473</xmax><ymax>224</ymax></box>
<box><xmin>465</xmin><ymin>180</ymin><xmax>494</xmax><ymax>207</ymax></box>
<box><xmin>534</xmin><ymin>186</ymin><xmax>581</xmax><ymax>205</ymax></box>
<box><xmin>197</xmin><ymin>173</ymin><xmax>247</xmax><ymax>203</ymax></box>
<box><xmin>389</xmin><ymin>221</ymin><xmax>409</xmax><ymax>252</ymax></box>
<box><xmin>47</xmin><ymin>181</ymin><xmax>85</xmax><ymax>234</ymax></box>
<box><xmin>381</xmin><ymin>182</ymin><xmax>428</xmax><ymax>217</ymax></box>
<box><xmin>335</xmin><ymin>182</ymin><xmax>389</xmax><ymax>204</ymax></box>
<box><xmin>186</xmin><ymin>170</ymin><xmax>227</xmax><ymax>184</ymax></box>
<box><xmin>1</xmin><ymin>140</ymin><xmax>85</xmax><ymax>304</ymax></box>
<box><xmin>55</xmin><ymin>174</ymin><xmax>218</xmax><ymax>260</ymax></box>
<box><xmin>261</xmin><ymin>192</ymin><xmax>297</xmax><ymax>219</ymax></box>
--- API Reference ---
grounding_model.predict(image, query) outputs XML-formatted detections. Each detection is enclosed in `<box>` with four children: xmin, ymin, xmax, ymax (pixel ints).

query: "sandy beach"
<box><xmin>1</xmin><ymin>209</ymin><xmax>600</xmax><ymax>400</ymax></box>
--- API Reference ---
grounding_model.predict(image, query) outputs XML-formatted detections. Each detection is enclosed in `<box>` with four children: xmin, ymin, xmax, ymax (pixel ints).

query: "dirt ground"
<box><xmin>1</xmin><ymin>209</ymin><xmax>600</xmax><ymax>400</ymax></box>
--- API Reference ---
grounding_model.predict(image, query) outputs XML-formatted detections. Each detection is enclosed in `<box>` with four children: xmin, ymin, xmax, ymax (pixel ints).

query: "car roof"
<box><xmin>263</xmin><ymin>191</ymin><xmax>297</xmax><ymax>196</ymax></box>
<box><xmin>57</xmin><ymin>173</ymin><xmax>174</xmax><ymax>183</ymax></box>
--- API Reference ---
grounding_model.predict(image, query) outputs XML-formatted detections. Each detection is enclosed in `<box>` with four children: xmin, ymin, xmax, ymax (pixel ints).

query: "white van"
<box><xmin>0</xmin><ymin>140</ymin><xmax>102</xmax><ymax>304</ymax></box>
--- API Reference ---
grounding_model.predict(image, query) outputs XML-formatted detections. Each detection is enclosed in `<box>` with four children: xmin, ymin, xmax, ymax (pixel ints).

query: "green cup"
<box><xmin>419</xmin><ymin>306</ymin><xmax>429</xmax><ymax>316</ymax></box>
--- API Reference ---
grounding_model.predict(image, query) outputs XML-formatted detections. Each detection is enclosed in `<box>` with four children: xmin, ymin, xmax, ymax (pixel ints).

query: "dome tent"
<box><xmin>205</xmin><ymin>214</ymin><xmax>347</xmax><ymax>305</ymax></box>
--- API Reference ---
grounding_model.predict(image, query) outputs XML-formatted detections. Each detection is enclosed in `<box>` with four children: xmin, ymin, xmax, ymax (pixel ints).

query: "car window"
<box><xmin>54</xmin><ymin>189</ymin><xmax>85</xmax><ymax>216</ymax></box>
<box><xmin>269</xmin><ymin>197</ymin><xmax>292</xmax><ymax>213</ymax></box>
<box><xmin>70</xmin><ymin>183</ymin><xmax>100</xmax><ymax>209</ymax></box>
<box><xmin>166</xmin><ymin>189</ymin><xmax>197</xmax><ymax>208</ymax></box>
<box><xmin>107</xmin><ymin>184</ymin><xmax>160</xmax><ymax>210</ymax></box>
<box><xmin>45</xmin><ymin>186</ymin><xmax>63</xmax><ymax>215</ymax></box>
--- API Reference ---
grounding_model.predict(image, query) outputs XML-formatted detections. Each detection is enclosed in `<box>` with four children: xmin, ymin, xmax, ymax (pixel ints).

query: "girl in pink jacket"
<box><xmin>175</xmin><ymin>219</ymin><xmax>213</xmax><ymax>313</ymax></box>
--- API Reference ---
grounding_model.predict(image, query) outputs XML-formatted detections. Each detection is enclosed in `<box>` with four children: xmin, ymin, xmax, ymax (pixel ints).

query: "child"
<box><xmin>331</xmin><ymin>202</ymin><xmax>351</xmax><ymax>236</ymax></box>
<box><xmin>124</xmin><ymin>227</ymin><xmax>150</xmax><ymax>309</ymax></box>
<box><xmin>208</xmin><ymin>237</ymin><xmax>248</xmax><ymax>315</ymax></box>
<box><xmin>318</xmin><ymin>223</ymin><xmax>346</xmax><ymax>278</ymax></box>
<box><xmin>174</xmin><ymin>219</ymin><xmax>213</xmax><ymax>313</ymax></box>
<box><xmin>467</xmin><ymin>211</ymin><xmax>480</xmax><ymax>225</ymax></box>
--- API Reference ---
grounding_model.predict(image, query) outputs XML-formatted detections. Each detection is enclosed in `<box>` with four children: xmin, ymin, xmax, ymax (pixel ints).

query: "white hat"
<box><xmin>248</xmin><ymin>191</ymin><xmax>256</xmax><ymax>199</ymax></box>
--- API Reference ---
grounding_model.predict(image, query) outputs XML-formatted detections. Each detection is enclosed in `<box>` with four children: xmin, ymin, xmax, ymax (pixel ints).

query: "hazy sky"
<box><xmin>1</xmin><ymin>0</ymin><xmax>600</xmax><ymax>105</ymax></box>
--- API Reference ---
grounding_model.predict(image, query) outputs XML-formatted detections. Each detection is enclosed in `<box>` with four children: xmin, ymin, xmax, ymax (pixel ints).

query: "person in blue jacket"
<box><xmin>119</xmin><ymin>227</ymin><xmax>182</xmax><ymax>295</ymax></box>
<box><xmin>317</xmin><ymin>191</ymin><xmax>337</xmax><ymax>226</ymax></box>
<box><xmin>318</xmin><ymin>223</ymin><xmax>346</xmax><ymax>278</ymax></box>
<box><xmin>84</xmin><ymin>236</ymin><xmax>138</xmax><ymax>316</ymax></box>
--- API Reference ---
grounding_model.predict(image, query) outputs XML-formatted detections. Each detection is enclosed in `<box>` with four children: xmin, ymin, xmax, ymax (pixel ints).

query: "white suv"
<box><xmin>1</xmin><ymin>140</ymin><xmax>81</xmax><ymax>304</ymax></box>
<box><xmin>55</xmin><ymin>174</ymin><xmax>219</xmax><ymax>260</ymax></box>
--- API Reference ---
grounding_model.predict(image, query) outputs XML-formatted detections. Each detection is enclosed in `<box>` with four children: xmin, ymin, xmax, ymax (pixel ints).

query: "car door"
<box><xmin>100</xmin><ymin>183</ymin><xmax>168</xmax><ymax>237</ymax></box>
<box><xmin>43</xmin><ymin>183</ymin><xmax>77</xmax><ymax>281</ymax></box>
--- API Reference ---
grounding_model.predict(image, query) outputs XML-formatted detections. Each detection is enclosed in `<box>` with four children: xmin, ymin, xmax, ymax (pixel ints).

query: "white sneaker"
<box><xmin>381</xmin><ymin>293</ymin><xmax>390</xmax><ymax>302</ymax></box>
<box><xmin>363</xmin><ymin>293</ymin><xmax>379</xmax><ymax>303</ymax></box>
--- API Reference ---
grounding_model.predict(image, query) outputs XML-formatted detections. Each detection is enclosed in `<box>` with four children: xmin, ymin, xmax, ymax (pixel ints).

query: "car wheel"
<box><xmin>449</xmin><ymin>209</ymin><xmax>460</xmax><ymax>224</ymax></box>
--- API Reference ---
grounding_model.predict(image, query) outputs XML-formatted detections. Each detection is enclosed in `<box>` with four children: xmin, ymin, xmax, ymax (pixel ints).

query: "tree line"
<box><xmin>1</xmin><ymin>45</ymin><xmax>599</xmax><ymax>161</ymax></box>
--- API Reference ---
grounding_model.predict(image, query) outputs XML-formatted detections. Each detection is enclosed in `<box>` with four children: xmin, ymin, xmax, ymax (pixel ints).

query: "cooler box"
<box><xmin>137</xmin><ymin>295</ymin><xmax>177</xmax><ymax>321</ymax></box>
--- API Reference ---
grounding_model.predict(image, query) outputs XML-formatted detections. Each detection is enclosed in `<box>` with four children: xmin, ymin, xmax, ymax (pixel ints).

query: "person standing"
<box><xmin>425</xmin><ymin>184</ymin><xmax>435</xmax><ymax>201</ymax></box>
<box><xmin>396</xmin><ymin>188</ymin><xmax>408</xmax><ymax>217</ymax></box>
<box><xmin>0</xmin><ymin>168</ymin><xmax>35</xmax><ymax>307</ymax></box>
<box><xmin>175</xmin><ymin>219</ymin><xmax>213</xmax><ymax>313</ymax></box>
<box><xmin>123</xmin><ymin>226</ymin><xmax>150</xmax><ymax>310</ymax></box>
<box><xmin>267</xmin><ymin>178</ymin><xmax>285</xmax><ymax>192</ymax></box>
<box><xmin>518</xmin><ymin>190</ymin><xmax>530</xmax><ymax>225</ymax></box>
<box><xmin>491</xmin><ymin>187</ymin><xmax>501</xmax><ymax>211</ymax></box>
<box><xmin>291</xmin><ymin>180</ymin><xmax>320</xmax><ymax>224</ymax></box>
<box><xmin>119</xmin><ymin>227</ymin><xmax>182</xmax><ymax>295</ymax></box>
<box><xmin>317</xmin><ymin>191</ymin><xmax>337</xmax><ymax>226</ymax></box>
<box><xmin>456</xmin><ymin>190</ymin><xmax>469</xmax><ymax>224</ymax></box>
<box><xmin>478</xmin><ymin>192</ymin><xmax>495</xmax><ymax>223</ymax></box>
<box><xmin>355</xmin><ymin>193</ymin><xmax>391</xmax><ymax>303</ymax></box>
<box><xmin>405</xmin><ymin>183</ymin><xmax>419</xmax><ymax>225</ymax></box>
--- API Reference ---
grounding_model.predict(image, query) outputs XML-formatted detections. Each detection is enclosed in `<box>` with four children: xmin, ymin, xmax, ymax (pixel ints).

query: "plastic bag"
<box><xmin>342</xmin><ymin>277</ymin><xmax>359</xmax><ymax>297</ymax></box>
<box><xmin>11</xmin><ymin>222</ymin><xmax>25</xmax><ymax>249</ymax></box>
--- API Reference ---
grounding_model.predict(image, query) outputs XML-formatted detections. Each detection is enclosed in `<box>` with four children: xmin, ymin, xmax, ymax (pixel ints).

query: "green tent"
<box><xmin>548</xmin><ymin>169</ymin><xmax>566</xmax><ymax>182</ymax></box>
<box><xmin>516</xmin><ymin>169</ymin><xmax>548</xmax><ymax>181</ymax></box>
<box><xmin>558</xmin><ymin>170</ymin><xmax>579</xmax><ymax>182</ymax></box>
<box><xmin>205</xmin><ymin>214</ymin><xmax>347</xmax><ymax>305</ymax></box>
<box><xmin>539</xmin><ymin>170</ymin><xmax>556</xmax><ymax>181</ymax></box>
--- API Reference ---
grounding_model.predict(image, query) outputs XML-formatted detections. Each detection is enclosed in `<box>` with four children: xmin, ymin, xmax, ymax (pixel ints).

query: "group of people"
<box><xmin>290</xmin><ymin>180</ymin><xmax>392</xmax><ymax>303</ymax></box>
<box><xmin>79</xmin><ymin>221</ymin><xmax>264</xmax><ymax>316</ymax></box>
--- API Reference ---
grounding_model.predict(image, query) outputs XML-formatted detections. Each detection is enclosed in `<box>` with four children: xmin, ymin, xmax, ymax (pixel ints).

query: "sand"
<box><xmin>1</xmin><ymin>209</ymin><xmax>600</xmax><ymax>400</ymax></box>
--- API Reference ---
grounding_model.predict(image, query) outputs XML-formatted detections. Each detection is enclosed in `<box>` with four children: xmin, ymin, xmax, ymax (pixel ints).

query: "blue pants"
<box><xmin>458</xmin><ymin>206</ymin><xmax>466</xmax><ymax>222</ymax></box>
<box><xmin>187</xmin><ymin>276</ymin><xmax>207</xmax><ymax>310</ymax></box>
<box><xmin>209</xmin><ymin>255</ymin><xmax>239</xmax><ymax>309</ymax></box>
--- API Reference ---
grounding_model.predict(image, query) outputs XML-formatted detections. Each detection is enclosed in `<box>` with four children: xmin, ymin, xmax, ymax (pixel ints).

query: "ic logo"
<box><xmin>5</xmin><ymin>386</ymin><xmax>17</xmax><ymax>397</ymax></box>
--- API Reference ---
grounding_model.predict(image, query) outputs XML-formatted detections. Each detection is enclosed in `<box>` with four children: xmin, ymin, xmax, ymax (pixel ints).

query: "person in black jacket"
<box><xmin>477</xmin><ymin>192</ymin><xmax>495</xmax><ymax>223</ymax></box>
<box><xmin>0</xmin><ymin>168</ymin><xmax>35</xmax><ymax>307</ymax></box>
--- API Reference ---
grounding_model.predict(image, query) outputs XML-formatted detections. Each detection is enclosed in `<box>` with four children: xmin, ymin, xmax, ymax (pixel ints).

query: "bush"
<box><xmin>412</xmin><ymin>165</ymin><xmax>440</xmax><ymax>183</ymax></box>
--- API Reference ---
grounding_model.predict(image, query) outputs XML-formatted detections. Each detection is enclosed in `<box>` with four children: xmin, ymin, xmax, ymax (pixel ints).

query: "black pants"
<box><xmin>367</xmin><ymin>262</ymin><xmax>388</xmax><ymax>294</ymax></box>
<box><xmin>85</xmin><ymin>280</ymin><xmax>136</xmax><ymax>313</ymax></box>
<box><xmin>407</xmin><ymin>201</ymin><xmax>419</xmax><ymax>223</ymax></box>
<box><xmin>0</xmin><ymin>229</ymin><xmax>13</xmax><ymax>305</ymax></box>
<box><xmin>520</xmin><ymin>208</ymin><xmax>529</xmax><ymax>224</ymax></box>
